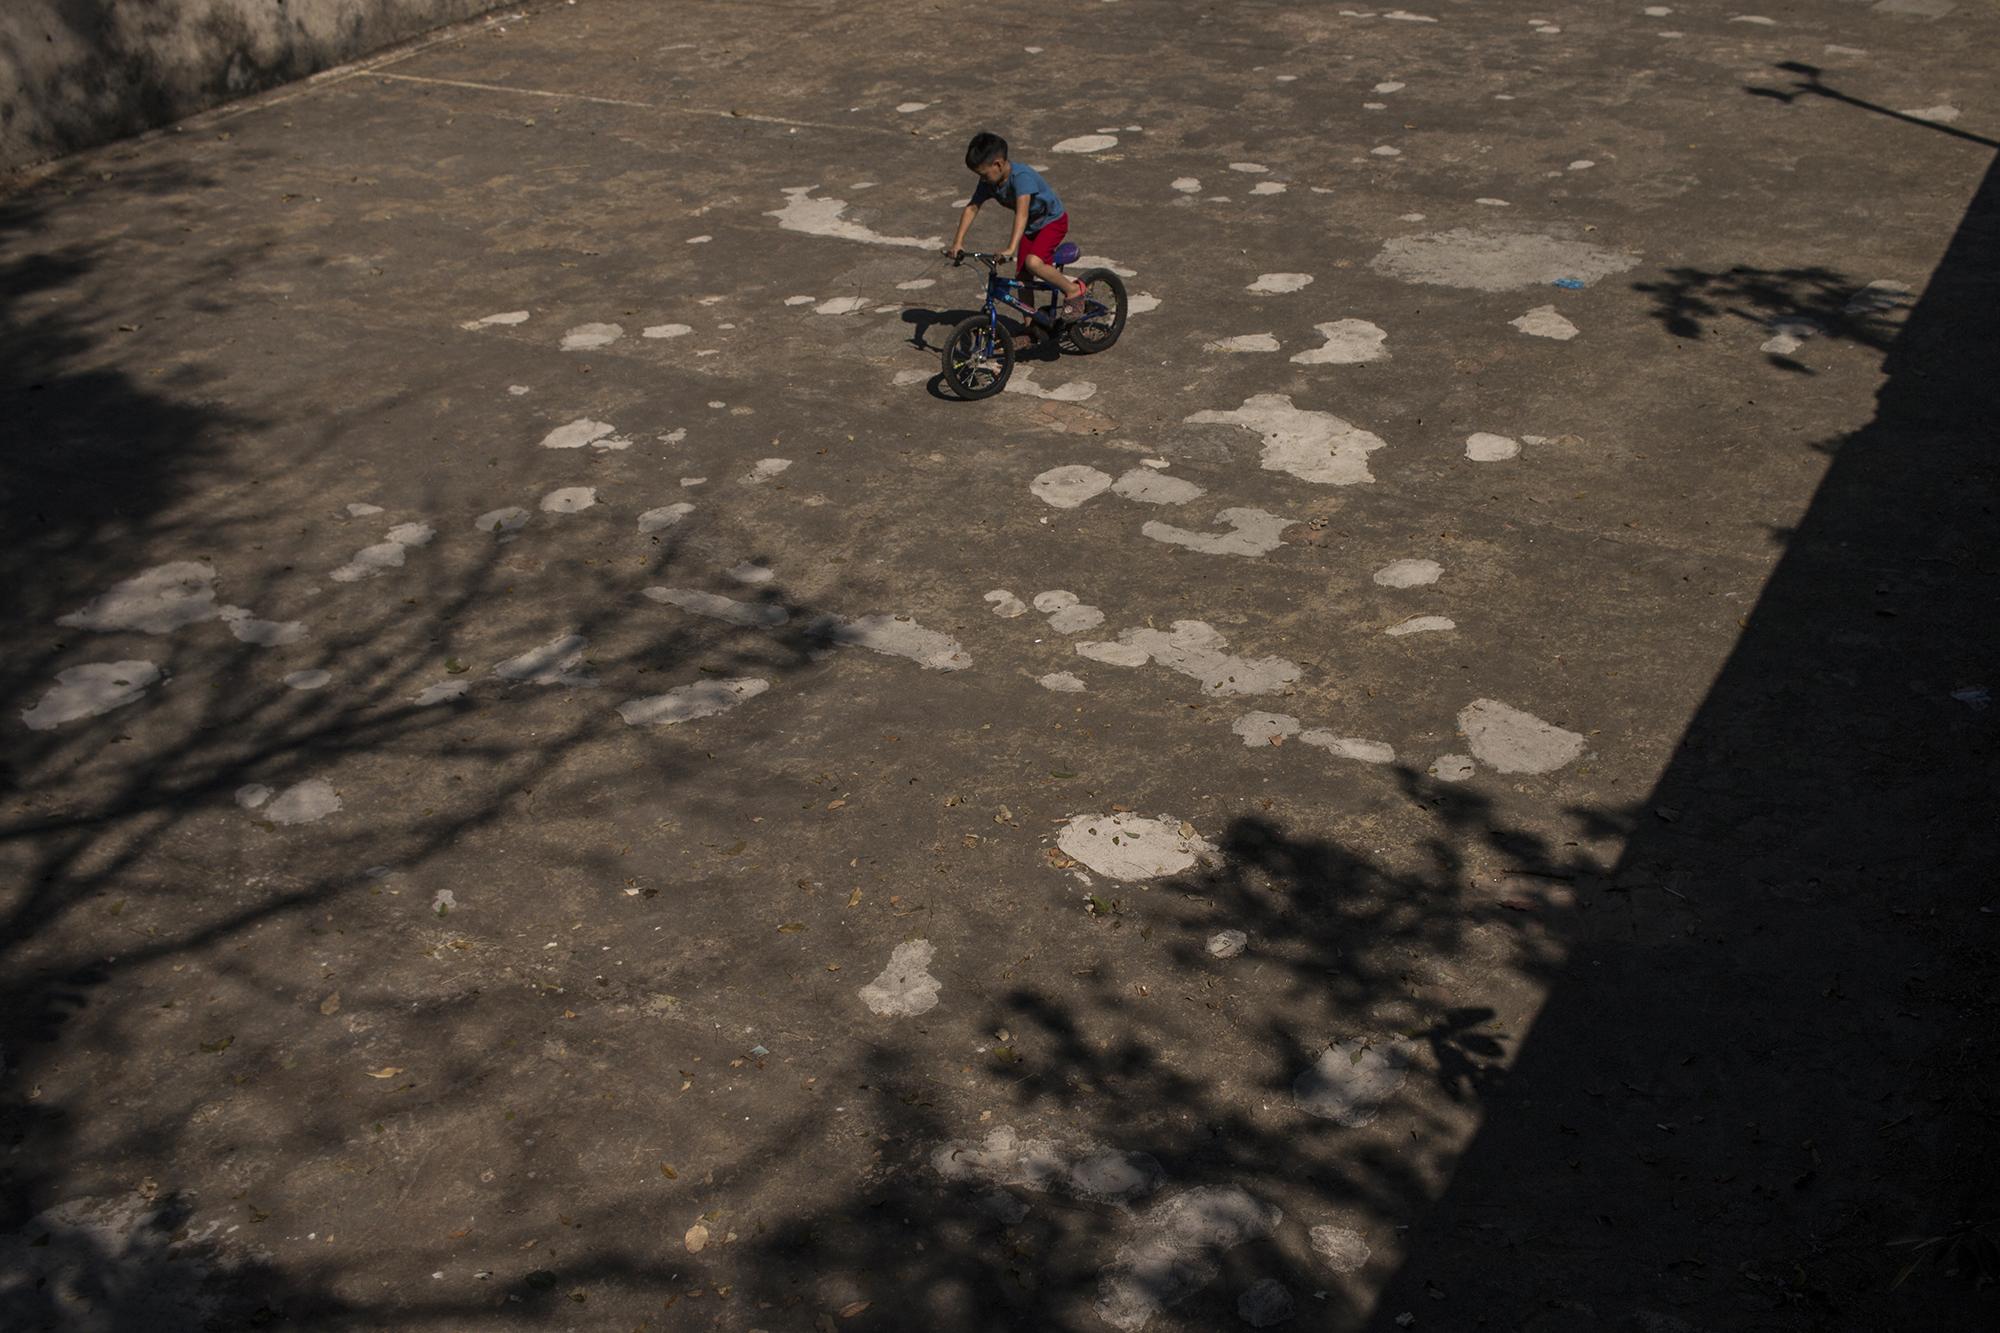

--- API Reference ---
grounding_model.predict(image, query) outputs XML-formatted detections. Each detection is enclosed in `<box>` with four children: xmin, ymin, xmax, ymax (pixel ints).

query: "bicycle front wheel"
<box><xmin>941</xmin><ymin>315</ymin><xmax>1014</xmax><ymax>400</ymax></box>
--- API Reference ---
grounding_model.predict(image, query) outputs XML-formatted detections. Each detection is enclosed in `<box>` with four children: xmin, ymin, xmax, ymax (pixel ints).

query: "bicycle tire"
<box><xmin>941</xmin><ymin>314</ymin><xmax>1014</xmax><ymax>400</ymax></box>
<box><xmin>1061</xmin><ymin>269</ymin><xmax>1127</xmax><ymax>355</ymax></box>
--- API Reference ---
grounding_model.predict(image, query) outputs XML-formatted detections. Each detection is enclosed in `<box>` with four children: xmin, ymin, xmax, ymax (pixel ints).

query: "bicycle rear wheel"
<box><xmin>941</xmin><ymin>315</ymin><xmax>1014</xmax><ymax>399</ymax></box>
<box><xmin>1062</xmin><ymin>269</ymin><xmax>1127</xmax><ymax>355</ymax></box>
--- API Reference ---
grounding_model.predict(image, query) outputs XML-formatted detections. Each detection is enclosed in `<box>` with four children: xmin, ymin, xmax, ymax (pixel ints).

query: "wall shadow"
<box><xmin>1371</xmin><ymin>148</ymin><xmax>2000</xmax><ymax>1329</ymax></box>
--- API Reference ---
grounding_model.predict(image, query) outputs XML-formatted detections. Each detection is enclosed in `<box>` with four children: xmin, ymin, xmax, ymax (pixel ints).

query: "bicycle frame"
<box><xmin>971</xmin><ymin>257</ymin><xmax>1064</xmax><ymax>339</ymax></box>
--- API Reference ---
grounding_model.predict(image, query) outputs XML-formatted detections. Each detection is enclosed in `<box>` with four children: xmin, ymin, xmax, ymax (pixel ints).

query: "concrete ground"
<box><xmin>3</xmin><ymin>2</ymin><xmax>1996</xmax><ymax>1330</ymax></box>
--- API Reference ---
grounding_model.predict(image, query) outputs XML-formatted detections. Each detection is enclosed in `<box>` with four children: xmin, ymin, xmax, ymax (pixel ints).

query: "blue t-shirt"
<box><xmin>973</xmin><ymin>163</ymin><xmax>1065</xmax><ymax>233</ymax></box>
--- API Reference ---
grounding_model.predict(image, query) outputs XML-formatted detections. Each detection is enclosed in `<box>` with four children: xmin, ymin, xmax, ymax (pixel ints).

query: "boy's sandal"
<box><xmin>1062</xmin><ymin>284</ymin><xmax>1092</xmax><ymax>317</ymax></box>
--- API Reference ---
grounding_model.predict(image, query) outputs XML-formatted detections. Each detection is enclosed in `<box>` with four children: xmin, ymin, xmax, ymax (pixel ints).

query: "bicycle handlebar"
<box><xmin>946</xmin><ymin>249</ymin><xmax>1006</xmax><ymax>268</ymax></box>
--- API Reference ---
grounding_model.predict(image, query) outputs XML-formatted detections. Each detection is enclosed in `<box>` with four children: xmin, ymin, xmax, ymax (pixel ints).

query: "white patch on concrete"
<box><xmin>813</xmin><ymin>296</ymin><xmax>871</xmax><ymax>315</ymax></box>
<box><xmin>1054</xmin><ymin>135</ymin><xmax>1119</xmax><ymax>153</ymax></box>
<box><xmin>985</xmin><ymin>590</ymin><xmax>1030</xmax><ymax>618</ymax></box>
<box><xmin>1476</xmin><ymin>197</ymin><xmax>1512</xmax><ymax>207</ymax></box>
<box><xmin>1128</xmin><ymin>293</ymin><xmax>1162</xmax><ymax>314</ymax></box>
<box><xmin>1310</xmin><ymin>1225</ymin><xmax>1373</xmax><ymax>1273</ymax></box>
<box><xmin>1207</xmin><ymin>929</ymin><xmax>1248</xmax><ymax>959</ymax></box>
<box><xmin>1761</xmin><ymin>317</ymin><xmax>1821</xmax><ymax>355</ymax></box>
<box><xmin>1299</xmin><ymin>731</ymin><xmax>1396</xmax><ymax>764</ymax></box>
<box><xmin>507</xmin><ymin>385</ymin><xmax>530</xmax><ymax>395</ymax></box>
<box><xmin>1248</xmin><ymin>272</ymin><xmax>1313</xmax><ymax>294</ymax></box>
<box><xmin>1232</xmin><ymin>711</ymin><xmax>1301</xmax><ymax>747</ymax></box>
<box><xmin>783</xmin><ymin>295</ymin><xmax>817</xmax><ymax>306</ymax></box>
<box><xmin>1292</xmin><ymin>319</ymin><xmax>1390</xmax><ymax>365</ymax></box>
<box><xmin>235</xmin><ymin>784</ymin><xmax>272</xmax><ymax>809</ymax></box>
<box><xmin>331</xmin><ymin>523</ymin><xmax>435</xmax><ymax>583</ymax></box>
<box><xmin>934</xmin><ymin>1124</ymin><xmax>1165</xmax><ymax>1205</ymax></box>
<box><xmin>896</xmin><ymin>100</ymin><xmax>929</xmax><ymax>113</ymax></box>
<box><xmin>1295</xmin><ymin>1038</ymin><xmax>1415</xmax><ymax>1125</ymax></box>
<box><xmin>824</xmin><ymin>614</ymin><xmax>972</xmax><ymax>671</ymax></box>
<box><xmin>1074</xmin><ymin>254</ymin><xmax>1138</xmax><ymax>277</ymax></box>
<box><xmin>681</xmin><ymin>477</ymin><xmax>706</xmax><ymax>487</ymax></box>
<box><xmin>1386</xmin><ymin>614</ymin><xmax>1455</xmax><ymax>636</ymax></box>
<box><xmin>643</xmin><ymin>323</ymin><xmax>694</xmax><ymax>339</ymax></box>
<box><xmin>1459</xmin><ymin>698</ymin><xmax>1585</xmax><ymax>773</ymax></box>
<box><xmin>743</xmin><ymin>458</ymin><xmax>793</xmax><ymax>484</ymax></box>
<box><xmin>1112</xmin><ymin>468</ymin><xmax>1205</xmax><ymax>505</ymax></box>
<box><xmin>460</xmin><ymin>310</ymin><xmax>529</xmax><ymax>330</ymax></box>
<box><xmin>476</xmin><ymin>506</ymin><xmax>530</xmax><ymax>539</ymax></box>
<box><xmin>1171</xmin><ymin>177</ymin><xmax>1201</xmax><ymax>193</ymax></box>
<box><xmin>1034</xmin><ymin>591</ymin><xmax>1078</xmax><ymax>612</ymax></box>
<box><xmin>1373</xmin><ymin>228</ymin><xmax>1640</xmax><ymax>291</ymax></box>
<box><xmin>859</xmin><ymin>939</ymin><xmax>942</xmax><ymax>1016</ymax></box>
<box><xmin>1569</xmin><ymin>159</ymin><xmax>1596</xmax><ymax>171</ymax></box>
<box><xmin>1432</xmin><ymin>753</ymin><xmax>1475</xmax><ymax>782</ymax></box>
<box><xmin>560</xmin><ymin>322</ymin><xmax>622</xmax><ymax>351</ymax></box>
<box><xmin>1370</xmin><ymin>145</ymin><xmax>1403</xmax><ymax>157</ymax></box>
<box><xmin>413</xmin><ymin>680</ymin><xmax>469</xmax><ymax>706</ymax></box>
<box><xmin>1013</xmin><ymin>368</ymin><xmax>1098</xmax><ymax>401</ymax></box>
<box><xmin>1059</xmin><ymin>812</ymin><xmax>1214</xmax><ymax>880</ymax></box>
<box><xmin>1142</xmin><ymin>509</ymin><xmax>1291</xmax><ymax>559</ymax></box>
<box><xmin>1039</xmin><ymin>671</ymin><xmax>1087</xmax><ymax>692</ymax></box>
<box><xmin>1229</xmin><ymin>162</ymin><xmax>1270</xmax><ymax>173</ymax></box>
<box><xmin>1383</xmin><ymin>8</ymin><xmax>1438</xmax><ymax>19</ymax></box>
<box><xmin>1031</xmin><ymin>464</ymin><xmax>1114</xmax><ymax>509</ymax></box>
<box><xmin>725</xmin><ymin>561</ymin><xmax>774</xmax><ymax>585</ymax></box>
<box><xmin>539</xmin><ymin>418</ymin><xmax>619</xmax><ymax>450</ymax></box>
<box><xmin>1077</xmin><ymin>621</ymin><xmax>1300</xmax><ymax>695</ymax></box>
<box><xmin>1399</xmin><ymin>212</ymin><xmax>1426</xmax><ymax>221</ymax></box>
<box><xmin>638</xmin><ymin>503</ymin><xmax>696</xmax><ymax>533</ymax></box>
<box><xmin>346</xmin><ymin>502</ymin><xmax>384</xmax><ymax>517</ymax></box>
<box><xmin>893</xmin><ymin>368</ymin><xmax>931</xmax><ymax>386</ymax></box>
<box><xmin>21</xmin><ymin>661</ymin><xmax>162</xmax><ymax>730</ymax></box>
<box><xmin>897</xmin><ymin>278</ymin><xmax>937</xmax><ymax>290</ymax></box>
<box><xmin>1373</xmin><ymin>558</ymin><xmax>1441</xmax><ymax>588</ymax></box>
<box><xmin>59</xmin><ymin>562</ymin><xmax>218</xmax><ymax>633</ymax></box>
<box><xmin>264</xmin><ymin>778</ymin><xmax>341</xmax><ymax>825</ymax></box>
<box><xmin>1729</xmin><ymin>14</ymin><xmax>1777</xmax><ymax>24</ymax></box>
<box><xmin>1466</xmin><ymin>431</ymin><xmax>1521</xmax><ymax>461</ymax></box>
<box><xmin>1844</xmin><ymin>279</ymin><xmax>1912</xmax><ymax>315</ymax></box>
<box><xmin>645</xmin><ymin>587</ymin><xmax>789</xmax><ymax>627</ymax></box>
<box><xmin>1208</xmin><ymin>333</ymin><xmax>1281</xmax><ymax>353</ymax></box>
<box><xmin>283</xmin><ymin>669</ymin><xmax>330</xmax><ymax>691</ymax></box>
<box><xmin>1095</xmin><ymin>1187</ymin><xmax>1283</xmax><ymax>1331</ymax></box>
<box><xmin>1047</xmin><ymin>603</ymin><xmax>1106</xmax><ymax>634</ymax></box>
<box><xmin>218</xmin><ymin>607</ymin><xmax>306</xmax><ymax>646</ymax></box>
<box><xmin>1188</xmin><ymin>393</ymin><xmax>1387</xmax><ymax>485</ymax></box>
<box><xmin>685</xmin><ymin>235</ymin><xmax>712</xmax><ymax>245</ymax></box>
<box><xmin>767</xmin><ymin>186</ymin><xmax>943</xmax><ymax>249</ymax></box>
<box><xmin>1374</xmin><ymin>81</ymin><xmax>1406</xmax><ymax>93</ymax></box>
<box><xmin>1512</xmin><ymin>304</ymin><xmax>1580</xmax><ymax>339</ymax></box>
<box><xmin>539</xmin><ymin>487</ymin><xmax>597</xmax><ymax>514</ymax></box>
<box><xmin>493</xmin><ymin>634</ymin><xmax>593</xmax><ymax>687</ymax></box>
<box><xmin>1643</xmin><ymin>5</ymin><xmax>1674</xmax><ymax>14</ymax></box>
<box><xmin>1250</xmin><ymin>181</ymin><xmax>1287</xmax><ymax>195</ymax></box>
<box><xmin>617</xmin><ymin>676</ymin><xmax>769</xmax><ymax>726</ymax></box>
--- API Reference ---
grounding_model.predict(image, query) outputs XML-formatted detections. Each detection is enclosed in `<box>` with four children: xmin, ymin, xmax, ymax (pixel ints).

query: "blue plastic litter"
<box><xmin>1551</xmin><ymin>277</ymin><xmax>1586</xmax><ymax>290</ymax></box>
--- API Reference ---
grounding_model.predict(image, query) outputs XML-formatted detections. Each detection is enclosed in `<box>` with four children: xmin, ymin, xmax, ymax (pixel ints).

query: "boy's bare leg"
<box><xmin>1022</xmin><ymin>254</ymin><xmax>1083</xmax><ymax>302</ymax></box>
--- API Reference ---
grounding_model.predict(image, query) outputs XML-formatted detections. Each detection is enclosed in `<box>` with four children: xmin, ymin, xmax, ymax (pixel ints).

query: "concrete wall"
<box><xmin>1</xmin><ymin>1</ymin><xmax>503</xmax><ymax>173</ymax></box>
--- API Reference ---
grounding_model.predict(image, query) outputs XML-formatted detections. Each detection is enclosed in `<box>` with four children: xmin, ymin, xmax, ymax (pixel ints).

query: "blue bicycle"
<box><xmin>939</xmin><ymin>244</ymin><xmax>1128</xmax><ymax>400</ymax></box>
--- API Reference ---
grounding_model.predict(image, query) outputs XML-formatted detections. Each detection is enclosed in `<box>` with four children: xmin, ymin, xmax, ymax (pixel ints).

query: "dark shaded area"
<box><xmin>0</xmin><ymin>159</ymin><xmax>844</xmax><ymax>1329</ymax></box>
<box><xmin>0</xmin><ymin>0</ymin><xmax>502</xmax><ymax>174</ymax></box>
<box><xmin>1371</xmin><ymin>138</ymin><xmax>2000</xmax><ymax>1331</ymax></box>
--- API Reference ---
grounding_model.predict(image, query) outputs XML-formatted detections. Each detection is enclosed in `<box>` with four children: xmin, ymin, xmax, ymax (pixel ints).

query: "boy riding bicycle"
<box><xmin>944</xmin><ymin>132</ymin><xmax>1089</xmax><ymax>320</ymax></box>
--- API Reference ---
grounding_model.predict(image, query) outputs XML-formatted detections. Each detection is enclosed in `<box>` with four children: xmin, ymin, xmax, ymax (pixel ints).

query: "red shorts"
<box><xmin>1018</xmin><ymin>213</ymin><xmax>1069</xmax><ymax>274</ymax></box>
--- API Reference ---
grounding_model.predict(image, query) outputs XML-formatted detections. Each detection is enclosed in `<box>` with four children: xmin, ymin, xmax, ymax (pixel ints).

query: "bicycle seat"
<box><xmin>1051</xmin><ymin>241</ymin><xmax>1081</xmax><ymax>267</ymax></box>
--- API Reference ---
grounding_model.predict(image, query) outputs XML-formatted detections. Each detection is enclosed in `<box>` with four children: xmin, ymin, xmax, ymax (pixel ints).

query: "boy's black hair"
<box><xmin>965</xmin><ymin>131</ymin><xmax>1008</xmax><ymax>170</ymax></box>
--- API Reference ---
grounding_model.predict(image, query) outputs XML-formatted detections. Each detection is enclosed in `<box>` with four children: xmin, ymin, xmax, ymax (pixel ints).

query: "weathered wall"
<box><xmin>1</xmin><ymin>1</ymin><xmax>503</xmax><ymax>173</ymax></box>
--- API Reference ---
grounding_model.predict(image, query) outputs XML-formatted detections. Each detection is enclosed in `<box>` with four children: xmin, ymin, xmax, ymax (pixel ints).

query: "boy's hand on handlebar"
<box><xmin>996</xmin><ymin>247</ymin><xmax>1016</xmax><ymax>262</ymax></box>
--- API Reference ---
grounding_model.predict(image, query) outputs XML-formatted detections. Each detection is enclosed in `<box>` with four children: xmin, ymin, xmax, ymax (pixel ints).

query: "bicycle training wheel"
<box><xmin>1062</xmin><ymin>269</ymin><xmax>1127</xmax><ymax>355</ymax></box>
<box><xmin>941</xmin><ymin>315</ymin><xmax>1014</xmax><ymax>400</ymax></box>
